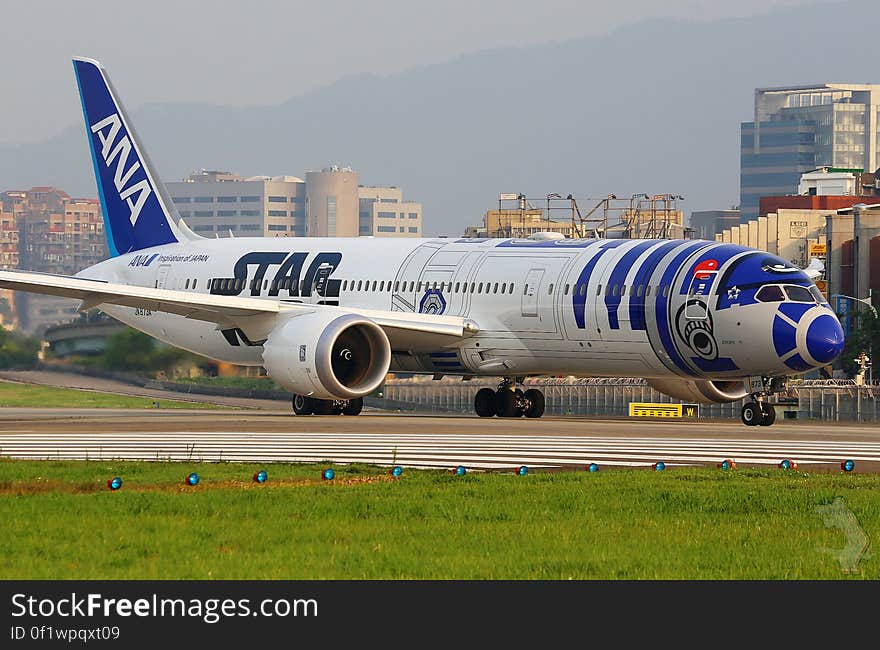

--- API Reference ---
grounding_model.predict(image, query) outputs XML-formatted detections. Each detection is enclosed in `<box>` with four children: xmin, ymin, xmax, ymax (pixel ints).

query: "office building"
<box><xmin>358</xmin><ymin>186</ymin><xmax>423</xmax><ymax>237</ymax></box>
<box><xmin>741</xmin><ymin>84</ymin><xmax>880</xmax><ymax>221</ymax></box>
<box><xmin>167</xmin><ymin>167</ymin><xmax>422</xmax><ymax>238</ymax></box>
<box><xmin>167</xmin><ymin>171</ymin><xmax>307</xmax><ymax>237</ymax></box>
<box><xmin>689</xmin><ymin>210</ymin><xmax>741</xmax><ymax>241</ymax></box>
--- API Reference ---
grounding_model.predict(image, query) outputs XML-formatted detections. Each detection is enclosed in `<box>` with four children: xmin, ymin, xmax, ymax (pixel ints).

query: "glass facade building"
<box><xmin>740</xmin><ymin>84</ymin><xmax>880</xmax><ymax>222</ymax></box>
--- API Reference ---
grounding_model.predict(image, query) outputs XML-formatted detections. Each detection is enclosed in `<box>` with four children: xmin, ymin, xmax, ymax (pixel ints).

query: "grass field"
<box><xmin>0</xmin><ymin>381</ymin><xmax>218</xmax><ymax>409</ymax></box>
<box><xmin>0</xmin><ymin>458</ymin><xmax>877</xmax><ymax>579</ymax></box>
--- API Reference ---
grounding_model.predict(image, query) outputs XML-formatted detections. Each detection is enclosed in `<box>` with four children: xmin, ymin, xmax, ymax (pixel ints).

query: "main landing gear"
<box><xmin>292</xmin><ymin>394</ymin><xmax>363</xmax><ymax>416</ymax></box>
<box><xmin>740</xmin><ymin>376</ymin><xmax>784</xmax><ymax>427</ymax></box>
<box><xmin>474</xmin><ymin>378</ymin><xmax>545</xmax><ymax>418</ymax></box>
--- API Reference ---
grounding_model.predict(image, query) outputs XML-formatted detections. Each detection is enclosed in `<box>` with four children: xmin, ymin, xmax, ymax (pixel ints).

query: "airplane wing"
<box><xmin>0</xmin><ymin>270</ymin><xmax>478</xmax><ymax>347</ymax></box>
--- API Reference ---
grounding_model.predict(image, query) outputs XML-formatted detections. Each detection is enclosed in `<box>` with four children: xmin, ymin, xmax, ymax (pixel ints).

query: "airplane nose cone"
<box><xmin>805</xmin><ymin>314</ymin><xmax>845</xmax><ymax>365</ymax></box>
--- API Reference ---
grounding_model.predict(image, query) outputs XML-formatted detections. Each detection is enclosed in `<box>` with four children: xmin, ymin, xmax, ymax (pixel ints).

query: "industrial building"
<box><xmin>740</xmin><ymin>83</ymin><xmax>880</xmax><ymax>222</ymax></box>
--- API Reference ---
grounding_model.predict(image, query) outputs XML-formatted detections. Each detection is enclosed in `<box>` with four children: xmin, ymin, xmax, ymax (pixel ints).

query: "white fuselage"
<box><xmin>79</xmin><ymin>235</ymin><xmax>837</xmax><ymax>381</ymax></box>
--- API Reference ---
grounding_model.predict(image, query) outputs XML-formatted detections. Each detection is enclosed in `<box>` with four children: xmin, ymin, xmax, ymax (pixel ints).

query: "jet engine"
<box><xmin>262</xmin><ymin>312</ymin><xmax>391</xmax><ymax>400</ymax></box>
<box><xmin>646</xmin><ymin>378</ymin><xmax>748</xmax><ymax>404</ymax></box>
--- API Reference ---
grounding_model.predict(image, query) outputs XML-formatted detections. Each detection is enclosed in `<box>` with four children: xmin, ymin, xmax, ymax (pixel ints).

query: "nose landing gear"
<box><xmin>474</xmin><ymin>378</ymin><xmax>545</xmax><ymax>418</ymax></box>
<box><xmin>741</xmin><ymin>376</ymin><xmax>784</xmax><ymax>426</ymax></box>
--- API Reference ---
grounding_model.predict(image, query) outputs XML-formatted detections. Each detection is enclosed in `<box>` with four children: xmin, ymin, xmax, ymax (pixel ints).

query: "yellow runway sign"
<box><xmin>629</xmin><ymin>403</ymin><xmax>700</xmax><ymax>418</ymax></box>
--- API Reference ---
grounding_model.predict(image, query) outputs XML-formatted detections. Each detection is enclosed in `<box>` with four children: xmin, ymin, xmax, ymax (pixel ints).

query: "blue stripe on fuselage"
<box><xmin>572</xmin><ymin>240</ymin><xmax>626</xmax><ymax>329</ymax></box>
<box><xmin>604</xmin><ymin>240</ymin><xmax>661</xmax><ymax>329</ymax></box>
<box><xmin>629</xmin><ymin>240</ymin><xmax>681</xmax><ymax>330</ymax></box>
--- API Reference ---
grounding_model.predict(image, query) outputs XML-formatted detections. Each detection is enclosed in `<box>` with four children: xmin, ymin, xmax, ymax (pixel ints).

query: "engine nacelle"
<box><xmin>262</xmin><ymin>312</ymin><xmax>391</xmax><ymax>400</ymax></box>
<box><xmin>646</xmin><ymin>378</ymin><xmax>748</xmax><ymax>404</ymax></box>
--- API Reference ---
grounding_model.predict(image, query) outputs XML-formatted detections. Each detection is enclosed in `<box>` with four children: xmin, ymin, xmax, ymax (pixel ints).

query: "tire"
<box><xmin>474</xmin><ymin>388</ymin><xmax>497</xmax><ymax>417</ymax></box>
<box><xmin>741</xmin><ymin>401</ymin><xmax>761</xmax><ymax>426</ymax></box>
<box><xmin>523</xmin><ymin>388</ymin><xmax>545</xmax><ymax>418</ymax></box>
<box><xmin>760</xmin><ymin>404</ymin><xmax>776</xmax><ymax>426</ymax></box>
<box><xmin>292</xmin><ymin>394</ymin><xmax>313</xmax><ymax>416</ymax></box>
<box><xmin>311</xmin><ymin>399</ymin><xmax>335</xmax><ymax>415</ymax></box>
<box><xmin>496</xmin><ymin>388</ymin><xmax>520</xmax><ymax>418</ymax></box>
<box><xmin>342</xmin><ymin>397</ymin><xmax>363</xmax><ymax>416</ymax></box>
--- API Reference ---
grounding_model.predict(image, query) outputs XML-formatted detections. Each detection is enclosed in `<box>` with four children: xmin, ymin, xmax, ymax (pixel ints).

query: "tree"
<box><xmin>0</xmin><ymin>328</ymin><xmax>39</xmax><ymax>369</ymax></box>
<box><xmin>100</xmin><ymin>328</ymin><xmax>186</xmax><ymax>372</ymax></box>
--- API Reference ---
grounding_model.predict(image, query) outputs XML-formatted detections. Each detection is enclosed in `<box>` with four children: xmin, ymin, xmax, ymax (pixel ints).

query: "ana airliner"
<box><xmin>0</xmin><ymin>58</ymin><xmax>847</xmax><ymax>426</ymax></box>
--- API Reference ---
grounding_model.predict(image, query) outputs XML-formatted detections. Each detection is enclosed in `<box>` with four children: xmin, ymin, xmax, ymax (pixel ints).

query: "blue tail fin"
<box><xmin>73</xmin><ymin>57</ymin><xmax>180</xmax><ymax>256</ymax></box>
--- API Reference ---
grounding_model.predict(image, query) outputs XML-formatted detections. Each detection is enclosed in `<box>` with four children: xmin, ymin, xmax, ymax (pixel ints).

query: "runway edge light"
<box><xmin>107</xmin><ymin>477</ymin><xmax>122</xmax><ymax>490</ymax></box>
<box><xmin>253</xmin><ymin>469</ymin><xmax>268</xmax><ymax>483</ymax></box>
<box><xmin>517</xmin><ymin>465</ymin><xmax>529</xmax><ymax>476</ymax></box>
<box><xmin>587</xmin><ymin>463</ymin><xmax>599</xmax><ymax>472</ymax></box>
<box><xmin>322</xmin><ymin>468</ymin><xmax>335</xmax><ymax>481</ymax></box>
<box><xmin>185</xmin><ymin>472</ymin><xmax>200</xmax><ymax>486</ymax></box>
<box><xmin>652</xmin><ymin>462</ymin><xmax>666</xmax><ymax>472</ymax></box>
<box><xmin>455</xmin><ymin>466</ymin><xmax>467</xmax><ymax>476</ymax></box>
<box><xmin>841</xmin><ymin>459</ymin><xmax>855</xmax><ymax>472</ymax></box>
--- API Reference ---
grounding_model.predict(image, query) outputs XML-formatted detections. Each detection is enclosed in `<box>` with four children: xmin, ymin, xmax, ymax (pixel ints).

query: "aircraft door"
<box><xmin>522</xmin><ymin>268</ymin><xmax>544</xmax><ymax>317</ymax></box>
<box><xmin>684</xmin><ymin>260</ymin><xmax>717</xmax><ymax>320</ymax></box>
<box><xmin>155</xmin><ymin>264</ymin><xmax>171</xmax><ymax>289</ymax></box>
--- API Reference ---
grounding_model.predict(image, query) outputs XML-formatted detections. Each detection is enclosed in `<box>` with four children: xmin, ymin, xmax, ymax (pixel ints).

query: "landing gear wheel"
<box><xmin>741</xmin><ymin>401</ymin><xmax>761</xmax><ymax>426</ymax></box>
<box><xmin>474</xmin><ymin>388</ymin><xmax>497</xmax><ymax>417</ymax></box>
<box><xmin>523</xmin><ymin>388</ymin><xmax>545</xmax><ymax>418</ymax></box>
<box><xmin>759</xmin><ymin>403</ymin><xmax>776</xmax><ymax>427</ymax></box>
<box><xmin>342</xmin><ymin>397</ymin><xmax>363</xmax><ymax>416</ymax></box>
<box><xmin>311</xmin><ymin>399</ymin><xmax>335</xmax><ymax>416</ymax></box>
<box><xmin>292</xmin><ymin>394</ymin><xmax>314</xmax><ymax>416</ymax></box>
<box><xmin>496</xmin><ymin>389</ymin><xmax>521</xmax><ymax>418</ymax></box>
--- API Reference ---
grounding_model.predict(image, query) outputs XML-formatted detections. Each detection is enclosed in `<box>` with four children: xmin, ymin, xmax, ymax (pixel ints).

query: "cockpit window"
<box><xmin>809</xmin><ymin>286</ymin><xmax>826</xmax><ymax>303</ymax></box>
<box><xmin>755</xmin><ymin>285</ymin><xmax>785</xmax><ymax>302</ymax></box>
<box><xmin>783</xmin><ymin>285</ymin><xmax>814</xmax><ymax>303</ymax></box>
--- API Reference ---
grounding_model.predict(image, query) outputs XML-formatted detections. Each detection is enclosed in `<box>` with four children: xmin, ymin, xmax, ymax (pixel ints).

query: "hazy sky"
<box><xmin>1</xmin><ymin>0</ymin><xmax>826</xmax><ymax>145</ymax></box>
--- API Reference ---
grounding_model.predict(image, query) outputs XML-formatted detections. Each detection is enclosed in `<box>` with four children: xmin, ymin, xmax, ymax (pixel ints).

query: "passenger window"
<box><xmin>596</xmin><ymin>284</ymin><xmax>602</xmax><ymax>296</ymax></box>
<box><xmin>493</xmin><ymin>282</ymin><xmax>499</xmax><ymax>294</ymax></box>
<box><xmin>372</xmin><ymin>281</ymin><xmax>377</xmax><ymax>291</ymax></box>
<box><xmin>620</xmin><ymin>285</ymin><xmax>626</xmax><ymax>296</ymax></box>
<box><xmin>612</xmin><ymin>285</ymin><xmax>619</xmax><ymax>297</ymax></box>
<box><xmin>644</xmin><ymin>285</ymin><xmax>650</xmax><ymax>297</ymax></box>
<box><xmin>662</xmin><ymin>286</ymin><xmax>670</xmax><ymax>298</ymax></box>
<box><xmin>756</xmin><ymin>285</ymin><xmax>785</xmax><ymax>302</ymax></box>
<box><xmin>509</xmin><ymin>284</ymin><xmax>515</xmax><ymax>294</ymax></box>
<box><xmin>343</xmin><ymin>280</ymin><xmax>348</xmax><ymax>291</ymax></box>
<box><xmin>479</xmin><ymin>283</ymin><xmax>484</xmax><ymax>293</ymax></box>
<box><xmin>193</xmin><ymin>279</ymin><xmax>198</xmax><ymax>290</ymax></box>
<box><xmin>455</xmin><ymin>282</ymin><xmax>460</xmax><ymax>293</ymax></box>
<box><xmin>564</xmin><ymin>284</ymin><xmax>570</xmax><ymax>295</ymax></box>
<box><xmin>185</xmin><ymin>279</ymin><xmax>190</xmax><ymax>289</ymax></box>
<box><xmin>379</xmin><ymin>281</ymin><xmax>385</xmax><ymax>292</ymax></box>
<box><xmin>548</xmin><ymin>283</ymin><xmax>554</xmax><ymax>295</ymax></box>
<box><xmin>784</xmin><ymin>285</ymin><xmax>814</xmax><ymax>303</ymax></box>
<box><xmin>636</xmin><ymin>284</ymin><xmax>643</xmax><ymax>297</ymax></box>
<box><xmin>470</xmin><ymin>282</ymin><xmax>476</xmax><ymax>293</ymax></box>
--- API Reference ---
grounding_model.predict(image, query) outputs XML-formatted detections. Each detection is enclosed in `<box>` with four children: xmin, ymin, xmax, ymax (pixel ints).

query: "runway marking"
<box><xmin>0</xmin><ymin>431</ymin><xmax>876</xmax><ymax>470</ymax></box>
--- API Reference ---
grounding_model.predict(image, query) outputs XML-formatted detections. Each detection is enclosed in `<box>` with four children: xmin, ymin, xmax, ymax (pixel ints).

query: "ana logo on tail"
<box><xmin>90</xmin><ymin>113</ymin><xmax>152</xmax><ymax>226</ymax></box>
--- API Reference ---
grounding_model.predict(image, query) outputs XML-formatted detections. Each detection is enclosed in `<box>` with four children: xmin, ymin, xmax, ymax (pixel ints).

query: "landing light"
<box><xmin>107</xmin><ymin>477</ymin><xmax>122</xmax><ymax>490</ymax></box>
<box><xmin>841</xmin><ymin>460</ymin><xmax>855</xmax><ymax>472</ymax></box>
<box><xmin>587</xmin><ymin>463</ymin><xmax>599</xmax><ymax>473</ymax></box>
<box><xmin>253</xmin><ymin>470</ymin><xmax>268</xmax><ymax>483</ymax></box>
<box><xmin>185</xmin><ymin>472</ymin><xmax>200</xmax><ymax>486</ymax></box>
<box><xmin>322</xmin><ymin>468</ymin><xmax>335</xmax><ymax>481</ymax></box>
<box><xmin>652</xmin><ymin>462</ymin><xmax>666</xmax><ymax>471</ymax></box>
<box><xmin>455</xmin><ymin>466</ymin><xmax>467</xmax><ymax>476</ymax></box>
<box><xmin>390</xmin><ymin>466</ymin><xmax>403</xmax><ymax>477</ymax></box>
<box><xmin>517</xmin><ymin>466</ymin><xmax>529</xmax><ymax>476</ymax></box>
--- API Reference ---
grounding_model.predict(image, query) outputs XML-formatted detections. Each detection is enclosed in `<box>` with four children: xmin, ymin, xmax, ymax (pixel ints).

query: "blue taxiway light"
<box><xmin>517</xmin><ymin>466</ymin><xmax>529</xmax><ymax>476</ymax></box>
<box><xmin>390</xmin><ymin>466</ymin><xmax>403</xmax><ymax>477</ymax></box>
<box><xmin>322</xmin><ymin>468</ymin><xmax>335</xmax><ymax>481</ymax></box>
<box><xmin>778</xmin><ymin>459</ymin><xmax>798</xmax><ymax>470</ymax></box>
<box><xmin>455</xmin><ymin>466</ymin><xmax>467</xmax><ymax>476</ymax></box>
<box><xmin>186</xmin><ymin>472</ymin><xmax>200</xmax><ymax>486</ymax></box>
<box><xmin>652</xmin><ymin>462</ymin><xmax>666</xmax><ymax>472</ymax></box>
<box><xmin>587</xmin><ymin>463</ymin><xmax>599</xmax><ymax>473</ymax></box>
<box><xmin>107</xmin><ymin>477</ymin><xmax>122</xmax><ymax>490</ymax></box>
<box><xmin>718</xmin><ymin>459</ymin><xmax>735</xmax><ymax>470</ymax></box>
<box><xmin>841</xmin><ymin>459</ymin><xmax>855</xmax><ymax>472</ymax></box>
<box><xmin>254</xmin><ymin>470</ymin><xmax>268</xmax><ymax>483</ymax></box>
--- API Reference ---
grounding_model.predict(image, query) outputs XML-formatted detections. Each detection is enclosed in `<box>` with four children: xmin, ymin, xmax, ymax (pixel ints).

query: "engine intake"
<box><xmin>646</xmin><ymin>378</ymin><xmax>748</xmax><ymax>404</ymax></box>
<box><xmin>262</xmin><ymin>312</ymin><xmax>391</xmax><ymax>400</ymax></box>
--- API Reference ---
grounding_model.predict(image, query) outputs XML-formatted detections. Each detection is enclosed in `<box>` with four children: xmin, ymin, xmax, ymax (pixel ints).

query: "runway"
<box><xmin>0</xmin><ymin>411</ymin><xmax>878</xmax><ymax>470</ymax></box>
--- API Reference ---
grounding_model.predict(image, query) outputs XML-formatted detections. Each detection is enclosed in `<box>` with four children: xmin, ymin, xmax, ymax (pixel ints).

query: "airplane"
<box><xmin>0</xmin><ymin>57</ymin><xmax>847</xmax><ymax>426</ymax></box>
